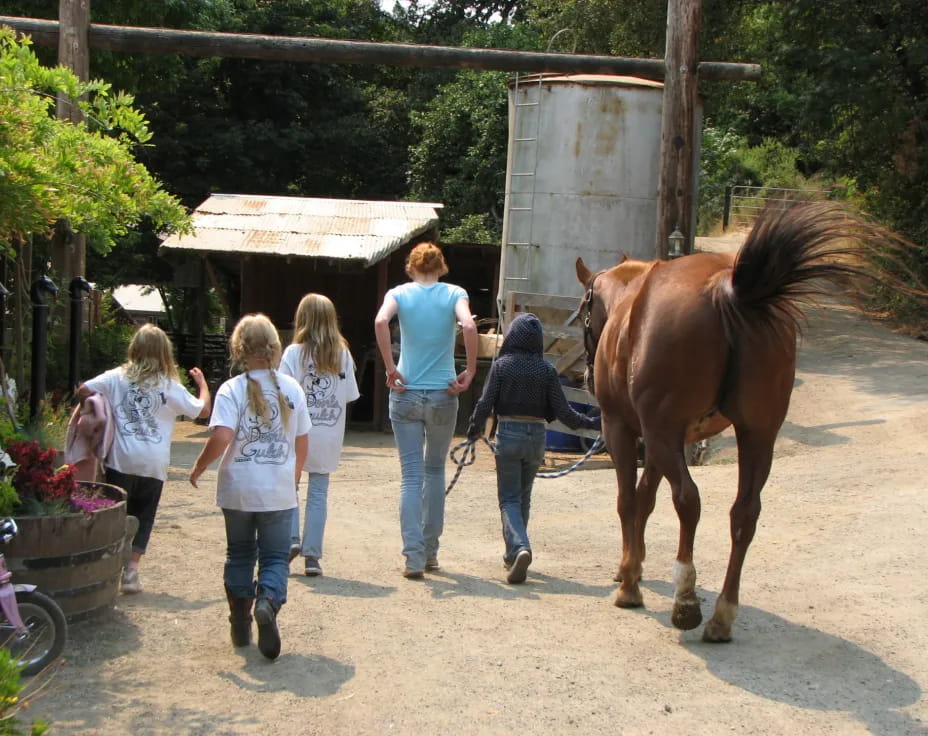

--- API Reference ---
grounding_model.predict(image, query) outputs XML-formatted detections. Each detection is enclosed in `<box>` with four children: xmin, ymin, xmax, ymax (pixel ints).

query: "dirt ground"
<box><xmin>28</xmin><ymin>233</ymin><xmax>928</xmax><ymax>735</ymax></box>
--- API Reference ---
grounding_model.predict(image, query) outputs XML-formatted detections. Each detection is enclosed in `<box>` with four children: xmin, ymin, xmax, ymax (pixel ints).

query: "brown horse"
<box><xmin>576</xmin><ymin>202</ymin><xmax>893</xmax><ymax>642</ymax></box>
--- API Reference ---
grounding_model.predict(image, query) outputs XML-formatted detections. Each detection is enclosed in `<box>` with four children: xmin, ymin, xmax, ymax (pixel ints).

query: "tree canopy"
<box><xmin>0</xmin><ymin>28</ymin><xmax>189</xmax><ymax>255</ymax></box>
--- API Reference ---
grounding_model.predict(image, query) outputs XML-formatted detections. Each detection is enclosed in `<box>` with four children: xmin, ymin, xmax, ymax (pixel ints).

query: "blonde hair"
<box><xmin>229</xmin><ymin>314</ymin><xmax>291</xmax><ymax>425</ymax></box>
<box><xmin>123</xmin><ymin>324</ymin><xmax>178</xmax><ymax>388</ymax></box>
<box><xmin>292</xmin><ymin>293</ymin><xmax>349</xmax><ymax>376</ymax></box>
<box><xmin>405</xmin><ymin>242</ymin><xmax>449</xmax><ymax>278</ymax></box>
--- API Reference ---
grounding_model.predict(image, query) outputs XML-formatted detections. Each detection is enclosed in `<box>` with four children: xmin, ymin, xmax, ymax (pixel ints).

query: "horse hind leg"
<box><xmin>646</xmin><ymin>433</ymin><xmax>703</xmax><ymax>631</ymax></box>
<box><xmin>702</xmin><ymin>427</ymin><xmax>774</xmax><ymax>642</ymax></box>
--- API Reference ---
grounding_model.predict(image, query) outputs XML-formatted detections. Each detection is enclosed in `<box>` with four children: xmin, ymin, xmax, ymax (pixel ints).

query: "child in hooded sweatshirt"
<box><xmin>467</xmin><ymin>312</ymin><xmax>601</xmax><ymax>584</ymax></box>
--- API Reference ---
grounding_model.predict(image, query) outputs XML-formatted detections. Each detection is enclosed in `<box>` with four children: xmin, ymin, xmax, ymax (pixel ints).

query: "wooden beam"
<box><xmin>656</xmin><ymin>0</ymin><xmax>702</xmax><ymax>259</ymax></box>
<box><xmin>0</xmin><ymin>16</ymin><xmax>762</xmax><ymax>82</ymax></box>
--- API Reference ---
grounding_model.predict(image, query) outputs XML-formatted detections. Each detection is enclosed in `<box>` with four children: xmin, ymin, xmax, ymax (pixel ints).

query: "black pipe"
<box><xmin>29</xmin><ymin>276</ymin><xmax>59</xmax><ymax>420</ymax></box>
<box><xmin>68</xmin><ymin>277</ymin><xmax>92</xmax><ymax>395</ymax></box>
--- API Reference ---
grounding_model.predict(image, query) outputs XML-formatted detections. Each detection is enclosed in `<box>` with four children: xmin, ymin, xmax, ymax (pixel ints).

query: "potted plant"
<box><xmin>0</xmin><ymin>439</ymin><xmax>129</xmax><ymax>621</ymax></box>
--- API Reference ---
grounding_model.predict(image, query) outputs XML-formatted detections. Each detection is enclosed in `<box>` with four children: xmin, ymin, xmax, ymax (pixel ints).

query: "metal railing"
<box><xmin>723</xmin><ymin>185</ymin><xmax>832</xmax><ymax>231</ymax></box>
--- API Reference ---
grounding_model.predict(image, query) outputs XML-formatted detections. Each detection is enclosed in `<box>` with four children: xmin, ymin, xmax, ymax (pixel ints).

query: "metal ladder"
<box><xmin>499</xmin><ymin>72</ymin><xmax>545</xmax><ymax>324</ymax></box>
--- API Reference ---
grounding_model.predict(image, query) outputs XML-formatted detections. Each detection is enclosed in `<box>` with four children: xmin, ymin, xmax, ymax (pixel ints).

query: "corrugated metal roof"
<box><xmin>111</xmin><ymin>284</ymin><xmax>166</xmax><ymax>315</ymax></box>
<box><xmin>161</xmin><ymin>194</ymin><xmax>443</xmax><ymax>266</ymax></box>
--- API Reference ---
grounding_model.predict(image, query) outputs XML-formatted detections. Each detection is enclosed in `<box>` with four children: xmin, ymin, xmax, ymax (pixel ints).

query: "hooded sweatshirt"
<box><xmin>468</xmin><ymin>313</ymin><xmax>600</xmax><ymax>435</ymax></box>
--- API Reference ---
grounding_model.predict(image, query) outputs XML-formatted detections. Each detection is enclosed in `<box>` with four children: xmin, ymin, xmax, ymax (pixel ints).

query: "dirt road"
<box><xmin>32</xmin><ymin>236</ymin><xmax>928</xmax><ymax>734</ymax></box>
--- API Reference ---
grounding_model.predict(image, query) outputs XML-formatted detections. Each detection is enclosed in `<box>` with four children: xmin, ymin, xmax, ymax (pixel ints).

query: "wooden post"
<box><xmin>372</xmin><ymin>258</ymin><xmax>389</xmax><ymax>430</ymax></box>
<box><xmin>54</xmin><ymin>0</ymin><xmax>90</xmax><ymax>349</ymax></box>
<box><xmin>656</xmin><ymin>0</ymin><xmax>702</xmax><ymax>259</ymax></box>
<box><xmin>57</xmin><ymin>0</ymin><xmax>89</xmax><ymax>123</ymax></box>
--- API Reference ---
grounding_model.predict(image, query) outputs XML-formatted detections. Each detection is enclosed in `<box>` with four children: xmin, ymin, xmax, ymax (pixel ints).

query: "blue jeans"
<box><xmin>389</xmin><ymin>389</ymin><xmax>459</xmax><ymax>571</ymax></box>
<box><xmin>495</xmin><ymin>421</ymin><xmax>546</xmax><ymax>563</ymax></box>
<box><xmin>289</xmin><ymin>473</ymin><xmax>330</xmax><ymax>559</ymax></box>
<box><xmin>222</xmin><ymin>508</ymin><xmax>292</xmax><ymax>607</ymax></box>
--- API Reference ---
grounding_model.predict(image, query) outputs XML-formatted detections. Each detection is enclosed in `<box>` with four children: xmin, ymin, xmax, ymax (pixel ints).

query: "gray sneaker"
<box><xmin>121</xmin><ymin>568</ymin><xmax>143</xmax><ymax>594</ymax></box>
<box><xmin>304</xmin><ymin>557</ymin><xmax>322</xmax><ymax>576</ymax></box>
<box><xmin>506</xmin><ymin>548</ymin><xmax>532</xmax><ymax>584</ymax></box>
<box><xmin>425</xmin><ymin>557</ymin><xmax>440</xmax><ymax>571</ymax></box>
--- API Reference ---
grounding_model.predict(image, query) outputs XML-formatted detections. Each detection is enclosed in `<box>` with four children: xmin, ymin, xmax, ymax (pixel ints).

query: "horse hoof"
<box><xmin>671</xmin><ymin>602</ymin><xmax>703</xmax><ymax>631</ymax></box>
<box><xmin>701</xmin><ymin>618</ymin><xmax>732</xmax><ymax>643</ymax></box>
<box><xmin>613</xmin><ymin>587</ymin><xmax>643</xmax><ymax>608</ymax></box>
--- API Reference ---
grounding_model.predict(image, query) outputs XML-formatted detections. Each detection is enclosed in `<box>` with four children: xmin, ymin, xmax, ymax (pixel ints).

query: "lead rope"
<box><xmin>445</xmin><ymin>434</ymin><xmax>605</xmax><ymax>494</ymax></box>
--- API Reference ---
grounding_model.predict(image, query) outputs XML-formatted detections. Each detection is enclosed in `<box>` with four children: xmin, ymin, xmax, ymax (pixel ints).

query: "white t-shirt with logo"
<box><xmin>279</xmin><ymin>345</ymin><xmax>360</xmax><ymax>475</ymax></box>
<box><xmin>84</xmin><ymin>367</ymin><xmax>205</xmax><ymax>482</ymax></box>
<box><xmin>209</xmin><ymin>369</ymin><xmax>312</xmax><ymax>512</ymax></box>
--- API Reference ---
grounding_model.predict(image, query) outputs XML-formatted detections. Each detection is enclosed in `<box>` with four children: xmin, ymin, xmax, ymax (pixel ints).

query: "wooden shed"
<box><xmin>160</xmin><ymin>193</ymin><xmax>498</xmax><ymax>429</ymax></box>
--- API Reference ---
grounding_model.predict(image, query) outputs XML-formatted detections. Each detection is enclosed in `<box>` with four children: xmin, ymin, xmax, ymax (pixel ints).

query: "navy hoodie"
<box><xmin>467</xmin><ymin>313</ymin><xmax>600</xmax><ymax>436</ymax></box>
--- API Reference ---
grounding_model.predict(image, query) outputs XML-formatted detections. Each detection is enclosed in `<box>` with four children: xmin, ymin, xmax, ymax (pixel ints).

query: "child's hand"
<box><xmin>189</xmin><ymin>463</ymin><xmax>205</xmax><ymax>488</ymax></box>
<box><xmin>188</xmin><ymin>367</ymin><xmax>207</xmax><ymax>387</ymax></box>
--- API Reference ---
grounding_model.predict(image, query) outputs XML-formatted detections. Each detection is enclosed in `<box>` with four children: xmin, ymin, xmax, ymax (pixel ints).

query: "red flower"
<box><xmin>5</xmin><ymin>440</ymin><xmax>79</xmax><ymax>506</ymax></box>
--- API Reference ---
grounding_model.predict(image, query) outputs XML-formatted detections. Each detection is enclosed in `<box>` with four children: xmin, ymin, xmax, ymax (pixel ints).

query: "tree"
<box><xmin>0</xmin><ymin>29</ymin><xmax>190</xmax><ymax>254</ymax></box>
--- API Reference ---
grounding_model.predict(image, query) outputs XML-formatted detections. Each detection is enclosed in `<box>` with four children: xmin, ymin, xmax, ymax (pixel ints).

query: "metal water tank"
<box><xmin>498</xmin><ymin>74</ymin><xmax>699</xmax><ymax>308</ymax></box>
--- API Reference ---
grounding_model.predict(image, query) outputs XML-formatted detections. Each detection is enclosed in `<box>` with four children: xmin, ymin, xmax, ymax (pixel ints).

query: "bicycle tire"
<box><xmin>0</xmin><ymin>590</ymin><xmax>68</xmax><ymax>676</ymax></box>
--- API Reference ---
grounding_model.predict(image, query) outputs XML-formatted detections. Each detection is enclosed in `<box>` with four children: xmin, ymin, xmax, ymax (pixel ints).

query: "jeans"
<box><xmin>389</xmin><ymin>389</ymin><xmax>459</xmax><ymax>571</ymax></box>
<box><xmin>289</xmin><ymin>473</ymin><xmax>330</xmax><ymax>559</ymax></box>
<box><xmin>104</xmin><ymin>467</ymin><xmax>164</xmax><ymax>555</ymax></box>
<box><xmin>222</xmin><ymin>508</ymin><xmax>292</xmax><ymax>607</ymax></box>
<box><xmin>494</xmin><ymin>421</ymin><xmax>546</xmax><ymax>563</ymax></box>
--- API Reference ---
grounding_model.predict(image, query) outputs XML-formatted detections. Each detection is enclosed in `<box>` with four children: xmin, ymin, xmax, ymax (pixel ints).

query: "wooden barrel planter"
<box><xmin>5</xmin><ymin>481</ymin><xmax>130</xmax><ymax>622</ymax></box>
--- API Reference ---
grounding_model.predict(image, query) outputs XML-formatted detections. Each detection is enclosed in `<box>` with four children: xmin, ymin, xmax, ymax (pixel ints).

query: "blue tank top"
<box><xmin>387</xmin><ymin>281</ymin><xmax>468</xmax><ymax>390</ymax></box>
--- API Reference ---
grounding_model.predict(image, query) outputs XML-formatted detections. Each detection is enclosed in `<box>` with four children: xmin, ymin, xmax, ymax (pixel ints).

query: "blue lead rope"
<box><xmin>446</xmin><ymin>434</ymin><xmax>605</xmax><ymax>494</ymax></box>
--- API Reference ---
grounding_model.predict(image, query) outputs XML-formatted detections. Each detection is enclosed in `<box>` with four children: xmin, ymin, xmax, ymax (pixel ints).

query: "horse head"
<box><xmin>576</xmin><ymin>254</ymin><xmax>653</xmax><ymax>392</ymax></box>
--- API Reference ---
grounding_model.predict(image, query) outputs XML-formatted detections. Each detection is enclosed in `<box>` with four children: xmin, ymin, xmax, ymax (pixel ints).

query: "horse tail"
<box><xmin>712</xmin><ymin>201</ymin><xmax>894</xmax><ymax>344</ymax></box>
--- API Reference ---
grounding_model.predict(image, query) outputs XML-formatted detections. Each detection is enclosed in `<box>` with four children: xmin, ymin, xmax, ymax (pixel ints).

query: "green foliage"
<box><xmin>83</xmin><ymin>296</ymin><xmax>135</xmax><ymax>381</ymax></box>
<box><xmin>408</xmin><ymin>24</ymin><xmax>541</xmax><ymax>242</ymax></box>
<box><xmin>0</xmin><ymin>29</ymin><xmax>191</xmax><ymax>254</ymax></box>
<box><xmin>0</xmin><ymin>649</ymin><xmax>49</xmax><ymax>735</ymax></box>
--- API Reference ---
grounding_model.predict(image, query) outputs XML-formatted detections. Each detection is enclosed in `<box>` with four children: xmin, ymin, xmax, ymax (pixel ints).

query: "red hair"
<box><xmin>406</xmin><ymin>242</ymin><xmax>449</xmax><ymax>278</ymax></box>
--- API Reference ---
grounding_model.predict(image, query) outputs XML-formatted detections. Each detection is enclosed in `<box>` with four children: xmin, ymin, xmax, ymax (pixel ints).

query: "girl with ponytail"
<box><xmin>190</xmin><ymin>314</ymin><xmax>311</xmax><ymax>660</ymax></box>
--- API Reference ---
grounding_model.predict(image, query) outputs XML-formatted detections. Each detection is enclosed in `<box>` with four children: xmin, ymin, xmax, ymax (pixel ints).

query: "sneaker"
<box><xmin>254</xmin><ymin>598</ymin><xmax>281</xmax><ymax>660</ymax></box>
<box><xmin>304</xmin><ymin>557</ymin><xmax>322</xmax><ymax>577</ymax></box>
<box><xmin>121</xmin><ymin>568</ymin><xmax>143</xmax><ymax>594</ymax></box>
<box><xmin>506</xmin><ymin>548</ymin><xmax>532</xmax><ymax>584</ymax></box>
<box><xmin>402</xmin><ymin>568</ymin><xmax>425</xmax><ymax>580</ymax></box>
<box><xmin>425</xmin><ymin>557</ymin><xmax>440</xmax><ymax>571</ymax></box>
<box><xmin>288</xmin><ymin>544</ymin><xmax>301</xmax><ymax>563</ymax></box>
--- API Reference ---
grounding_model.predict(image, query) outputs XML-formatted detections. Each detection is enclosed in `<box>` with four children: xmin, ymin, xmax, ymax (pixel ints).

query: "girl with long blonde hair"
<box><xmin>79</xmin><ymin>323</ymin><xmax>211</xmax><ymax>594</ymax></box>
<box><xmin>190</xmin><ymin>314</ymin><xmax>311</xmax><ymax>660</ymax></box>
<box><xmin>280</xmin><ymin>294</ymin><xmax>359</xmax><ymax>577</ymax></box>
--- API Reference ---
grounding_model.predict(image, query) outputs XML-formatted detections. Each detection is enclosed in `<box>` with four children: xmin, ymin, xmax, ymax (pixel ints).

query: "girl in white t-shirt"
<box><xmin>189</xmin><ymin>314</ymin><xmax>310</xmax><ymax>660</ymax></box>
<box><xmin>280</xmin><ymin>293</ymin><xmax>360</xmax><ymax>577</ymax></box>
<box><xmin>79</xmin><ymin>324</ymin><xmax>211</xmax><ymax>595</ymax></box>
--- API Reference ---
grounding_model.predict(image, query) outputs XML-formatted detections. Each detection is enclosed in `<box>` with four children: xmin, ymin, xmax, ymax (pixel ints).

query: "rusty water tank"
<box><xmin>499</xmin><ymin>74</ymin><xmax>702</xmax><ymax>304</ymax></box>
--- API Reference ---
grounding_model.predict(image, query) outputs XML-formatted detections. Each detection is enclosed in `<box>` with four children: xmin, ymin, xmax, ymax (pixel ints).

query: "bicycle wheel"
<box><xmin>0</xmin><ymin>590</ymin><xmax>68</xmax><ymax>676</ymax></box>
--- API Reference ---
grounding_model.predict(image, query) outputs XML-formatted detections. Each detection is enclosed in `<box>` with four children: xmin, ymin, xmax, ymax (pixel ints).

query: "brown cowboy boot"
<box><xmin>225</xmin><ymin>589</ymin><xmax>253</xmax><ymax>647</ymax></box>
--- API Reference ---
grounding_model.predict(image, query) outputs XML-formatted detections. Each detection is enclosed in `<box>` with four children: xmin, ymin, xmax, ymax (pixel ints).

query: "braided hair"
<box><xmin>229</xmin><ymin>314</ymin><xmax>292</xmax><ymax>425</ymax></box>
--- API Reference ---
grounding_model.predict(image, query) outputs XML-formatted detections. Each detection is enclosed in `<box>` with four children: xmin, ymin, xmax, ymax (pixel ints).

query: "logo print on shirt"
<box><xmin>236</xmin><ymin>390</ymin><xmax>289</xmax><ymax>465</ymax></box>
<box><xmin>301</xmin><ymin>367</ymin><xmax>341</xmax><ymax>427</ymax></box>
<box><xmin>116</xmin><ymin>386</ymin><xmax>163</xmax><ymax>443</ymax></box>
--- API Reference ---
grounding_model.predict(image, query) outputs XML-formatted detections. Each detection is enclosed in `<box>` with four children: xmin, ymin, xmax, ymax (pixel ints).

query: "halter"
<box><xmin>581</xmin><ymin>272</ymin><xmax>601</xmax><ymax>387</ymax></box>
